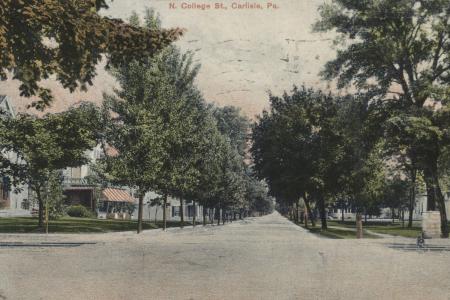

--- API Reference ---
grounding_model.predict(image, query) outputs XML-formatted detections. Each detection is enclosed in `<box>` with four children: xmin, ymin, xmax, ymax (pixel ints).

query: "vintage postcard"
<box><xmin>0</xmin><ymin>0</ymin><xmax>449</xmax><ymax>299</ymax></box>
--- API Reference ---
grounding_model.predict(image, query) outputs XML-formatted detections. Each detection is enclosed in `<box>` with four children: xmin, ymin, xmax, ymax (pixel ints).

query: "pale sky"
<box><xmin>1</xmin><ymin>0</ymin><xmax>337</xmax><ymax>118</ymax></box>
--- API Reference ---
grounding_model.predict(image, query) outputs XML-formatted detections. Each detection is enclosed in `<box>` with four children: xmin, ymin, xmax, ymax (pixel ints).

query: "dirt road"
<box><xmin>0</xmin><ymin>212</ymin><xmax>449</xmax><ymax>299</ymax></box>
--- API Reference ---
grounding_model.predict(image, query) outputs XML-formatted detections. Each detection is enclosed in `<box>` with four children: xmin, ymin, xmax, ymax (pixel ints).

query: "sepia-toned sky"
<box><xmin>1</xmin><ymin>0</ymin><xmax>337</xmax><ymax>118</ymax></box>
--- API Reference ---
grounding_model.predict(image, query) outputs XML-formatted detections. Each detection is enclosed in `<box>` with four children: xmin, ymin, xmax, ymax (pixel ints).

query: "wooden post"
<box><xmin>192</xmin><ymin>201</ymin><xmax>196</xmax><ymax>227</ymax></box>
<box><xmin>137</xmin><ymin>192</ymin><xmax>144</xmax><ymax>234</ymax></box>
<box><xmin>356</xmin><ymin>213</ymin><xmax>363</xmax><ymax>239</ymax></box>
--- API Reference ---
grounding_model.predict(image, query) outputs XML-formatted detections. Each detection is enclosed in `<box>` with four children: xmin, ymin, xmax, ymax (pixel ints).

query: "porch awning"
<box><xmin>101</xmin><ymin>188</ymin><xmax>135</xmax><ymax>203</ymax></box>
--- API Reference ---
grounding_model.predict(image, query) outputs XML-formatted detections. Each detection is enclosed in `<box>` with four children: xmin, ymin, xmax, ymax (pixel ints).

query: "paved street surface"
<box><xmin>1</xmin><ymin>212</ymin><xmax>450</xmax><ymax>300</ymax></box>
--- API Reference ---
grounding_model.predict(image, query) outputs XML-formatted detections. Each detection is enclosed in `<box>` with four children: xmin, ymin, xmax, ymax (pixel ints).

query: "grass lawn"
<box><xmin>327</xmin><ymin>220</ymin><xmax>424</xmax><ymax>238</ymax></box>
<box><xmin>297</xmin><ymin>223</ymin><xmax>379</xmax><ymax>239</ymax></box>
<box><xmin>0</xmin><ymin>217</ymin><xmax>197</xmax><ymax>233</ymax></box>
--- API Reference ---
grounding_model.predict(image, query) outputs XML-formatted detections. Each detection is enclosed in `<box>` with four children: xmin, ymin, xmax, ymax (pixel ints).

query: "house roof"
<box><xmin>101</xmin><ymin>188</ymin><xmax>135</xmax><ymax>203</ymax></box>
<box><xmin>104</xmin><ymin>145</ymin><xmax>119</xmax><ymax>157</ymax></box>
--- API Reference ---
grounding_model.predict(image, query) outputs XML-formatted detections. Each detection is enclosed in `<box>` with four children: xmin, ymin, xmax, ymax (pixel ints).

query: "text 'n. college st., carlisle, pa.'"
<box><xmin>168</xmin><ymin>1</ymin><xmax>281</xmax><ymax>11</ymax></box>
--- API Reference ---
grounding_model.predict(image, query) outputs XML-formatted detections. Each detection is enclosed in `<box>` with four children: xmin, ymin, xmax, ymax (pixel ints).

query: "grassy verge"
<box><xmin>297</xmin><ymin>222</ymin><xmax>379</xmax><ymax>239</ymax></box>
<box><xmin>328</xmin><ymin>220</ymin><xmax>422</xmax><ymax>238</ymax></box>
<box><xmin>0</xmin><ymin>217</ymin><xmax>198</xmax><ymax>233</ymax></box>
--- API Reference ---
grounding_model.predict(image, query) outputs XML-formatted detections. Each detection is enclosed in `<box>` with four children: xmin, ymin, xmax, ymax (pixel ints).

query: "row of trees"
<box><xmin>97</xmin><ymin>11</ymin><xmax>273</xmax><ymax>233</ymax></box>
<box><xmin>252</xmin><ymin>0</ymin><xmax>450</xmax><ymax>237</ymax></box>
<box><xmin>0</xmin><ymin>9</ymin><xmax>273</xmax><ymax>233</ymax></box>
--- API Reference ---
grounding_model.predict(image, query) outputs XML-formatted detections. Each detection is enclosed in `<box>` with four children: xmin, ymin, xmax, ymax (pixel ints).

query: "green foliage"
<box><xmin>98</xmin><ymin>10</ymin><xmax>256</xmax><ymax>229</ymax></box>
<box><xmin>382</xmin><ymin>175</ymin><xmax>410</xmax><ymax>210</ymax></box>
<box><xmin>41</xmin><ymin>171</ymin><xmax>67</xmax><ymax>220</ymax></box>
<box><xmin>66</xmin><ymin>205</ymin><xmax>95</xmax><ymax>218</ymax></box>
<box><xmin>124</xmin><ymin>203</ymin><xmax>137</xmax><ymax>216</ymax></box>
<box><xmin>314</xmin><ymin>0</ymin><xmax>450</xmax><ymax>236</ymax></box>
<box><xmin>0</xmin><ymin>217</ymin><xmax>192</xmax><ymax>233</ymax></box>
<box><xmin>0</xmin><ymin>102</ymin><xmax>101</xmax><ymax>226</ymax></box>
<box><xmin>0</xmin><ymin>1</ymin><xmax>182</xmax><ymax>110</ymax></box>
<box><xmin>314</xmin><ymin>0</ymin><xmax>450</xmax><ymax>106</ymax></box>
<box><xmin>101</xmin><ymin>43</ymin><xmax>205</xmax><ymax>201</ymax></box>
<box><xmin>252</xmin><ymin>86</ymin><xmax>351</xmax><ymax>228</ymax></box>
<box><xmin>252</xmin><ymin>87</ymin><xmax>347</xmax><ymax>201</ymax></box>
<box><xmin>212</xmin><ymin>106</ymin><xmax>250</xmax><ymax>156</ymax></box>
<box><xmin>245</xmin><ymin>175</ymin><xmax>274</xmax><ymax>214</ymax></box>
<box><xmin>148</xmin><ymin>196</ymin><xmax>163</xmax><ymax>207</ymax></box>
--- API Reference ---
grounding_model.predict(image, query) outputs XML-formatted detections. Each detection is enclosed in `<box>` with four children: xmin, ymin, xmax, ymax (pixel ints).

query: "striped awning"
<box><xmin>101</xmin><ymin>188</ymin><xmax>135</xmax><ymax>203</ymax></box>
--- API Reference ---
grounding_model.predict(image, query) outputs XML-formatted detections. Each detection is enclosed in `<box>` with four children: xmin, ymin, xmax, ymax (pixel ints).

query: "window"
<box><xmin>187</xmin><ymin>205</ymin><xmax>195</xmax><ymax>218</ymax></box>
<box><xmin>172</xmin><ymin>206</ymin><xmax>180</xmax><ymax>217</ymax></box>
<box><xmin>0</xmin><ymin>177</ymin><xmax>10</xmax><ymax>201</ymax></box>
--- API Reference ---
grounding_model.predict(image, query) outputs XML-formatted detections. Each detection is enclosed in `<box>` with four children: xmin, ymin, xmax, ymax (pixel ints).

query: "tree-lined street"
<box><xmin>1</xmin><ymin>2</ymin><xmax>450</xmax><ymax>299</ymax></box>
<box><xmin>0</xmin><ymin>212</ymin><xmax>449</xmax><ymax>300</ymax></box>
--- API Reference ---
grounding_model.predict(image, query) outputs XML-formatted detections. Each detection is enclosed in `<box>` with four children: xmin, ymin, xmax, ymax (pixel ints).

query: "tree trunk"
<box><xmin>304</xmin><ymin>210</ymin><xmax>308</xmax><ymax>229</ymax></box>
<box><xmin>341</xmin><ymin>206</ymin><xmax>345</xmax><ymax>223</ymax></box>
<box><xmin>36</xmin><ymin>188</ymin><xmax>44</xmax><ymax>229</ymax></box>
<box><xmin>356</xmin><ymin>213</ymin><xmax>363</xmax><ymax>239</ymax></box>
<box><xmin>137</xmin><ymin>192</ymin><xmax>144</xmax><ymax>234</ymax></box>
<box><xmin>217</xmin><ymin>208</ymin><xmax>220</xmax><ymax>225</ymax></box>
<box><xmin>424</xmin><ymin>168</ymin><xmax>437</xmax><ymax>211</ymax></box>
<box><xmin>296</xmin><ymin>199</ymin><xmax>300</xmax><ymax>224</ymax></box>
<box><xmin>304</xmin><ymin>195</ymin><xmax>315</xmax><ymax>227</ymax></box>
<box><xmin>154</xmin><ymin>207</ymin><xmax>158</xmax><ymax>225</ymax></box>
<box><xmin>318</xmin><ymin>195</ymin><xmax>327</xmax><ymax>230</ymax></box>
<box><xmin>163</xmin><ymin>194</ymin><xmax>167</xmax><ymax>231</ymax></box>
<box><xmin>203</xmin><ymin>206</ymin><xmax>207</xmax><ymax>226</ymax></box>
<box><xmin>392</xmin><ymin>207</ymin><xmax>395</xmax><ymax>224</ymax></box>
<box><xmin>222</xmin><ymin>210</ymin><xmax>225</xmax><ymax>225</ymax></box>
<box><xmin>45</xmin><ymin>197</ymin><xmax>49</xmax><ymax>234</ymax></box>
<box><xmin>408</xmin><ymin>168</ymin><xmax>417</xmax><ymax>228</ymax></box>
<box><xmin>192</xmin><ymin>201</ymin><xmax>196</xmax><ymax>227</ymax></box>
<box><xmin>180</xmin><ymin>197</ymin><xmax>184</xmax><ymax>228</ymax></box>
<box><xmin>401</xmin><ymin>210</ymin><xmax>405</xmax><ymax>228</ymax></box>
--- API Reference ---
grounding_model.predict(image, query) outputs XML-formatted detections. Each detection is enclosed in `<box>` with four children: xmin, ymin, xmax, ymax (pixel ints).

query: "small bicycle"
<box><xmin>416</xmin><ymin>232</ymin><xmax>425</xmax><ymax>248</ymax></box>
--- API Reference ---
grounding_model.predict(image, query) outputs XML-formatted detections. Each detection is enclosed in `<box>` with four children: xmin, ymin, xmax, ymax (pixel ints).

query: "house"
<box><xmin>140</xmin><ymin>190</ymin><xmax>204</xmax><ymax>223</ymax></box>
<box><xmin>0</xmin><ymin>96</ymin><xmax>30</xmax><ymax>216</ymax></box>
<box><xmin>62</xmin><ymin>146</ymin><xmax>205</xmax><ymax>221</ymax></box>
<box><xmin>97</xmin><ymin>187</ymin><xmax>136</xmax><ymax>219</ymax></box>
<box><xmin>62</xmin><ymin>145</ymin><xmax>103</xmax><ymax>211</ymax></box>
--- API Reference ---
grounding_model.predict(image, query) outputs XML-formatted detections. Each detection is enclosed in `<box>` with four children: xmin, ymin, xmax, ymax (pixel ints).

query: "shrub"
<box><xmin>66</xmin><ymin>205</ymin><xmax>95</xmax><ymax>218</ymax></box>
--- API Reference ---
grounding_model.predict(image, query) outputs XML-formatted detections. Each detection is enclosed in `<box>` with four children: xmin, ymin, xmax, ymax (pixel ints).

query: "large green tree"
<box><xmin>0</xmin><ymin>1</ymin><xmax>182</xmax><ymax>109</ymax></box>
<box><xmin>252</xmin><ymin>87</ymin><xmax>349</xmax><ymax>229</ymax></box>
<box><xmin>0</xmin><ymin>103</ymin><xmax>100</xmax><ymax>228</ymax></box>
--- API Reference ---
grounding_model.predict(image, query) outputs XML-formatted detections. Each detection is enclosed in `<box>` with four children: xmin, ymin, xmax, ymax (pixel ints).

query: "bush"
<box><xmin>66</xmin><ymin>205</ymin><xmax>95</xmax><ymax>218</ymax></box>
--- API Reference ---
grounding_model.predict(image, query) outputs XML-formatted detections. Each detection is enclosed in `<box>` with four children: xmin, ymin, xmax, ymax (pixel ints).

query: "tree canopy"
<box><xmin>0</xmin><ymin>1</ymin><xmax>183</xmax><ymax>110</ymax></box>
<box><xmin>314</xmin><ymin>0</ymin><xmax>450</xmax><ymax>237</ymax></box>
